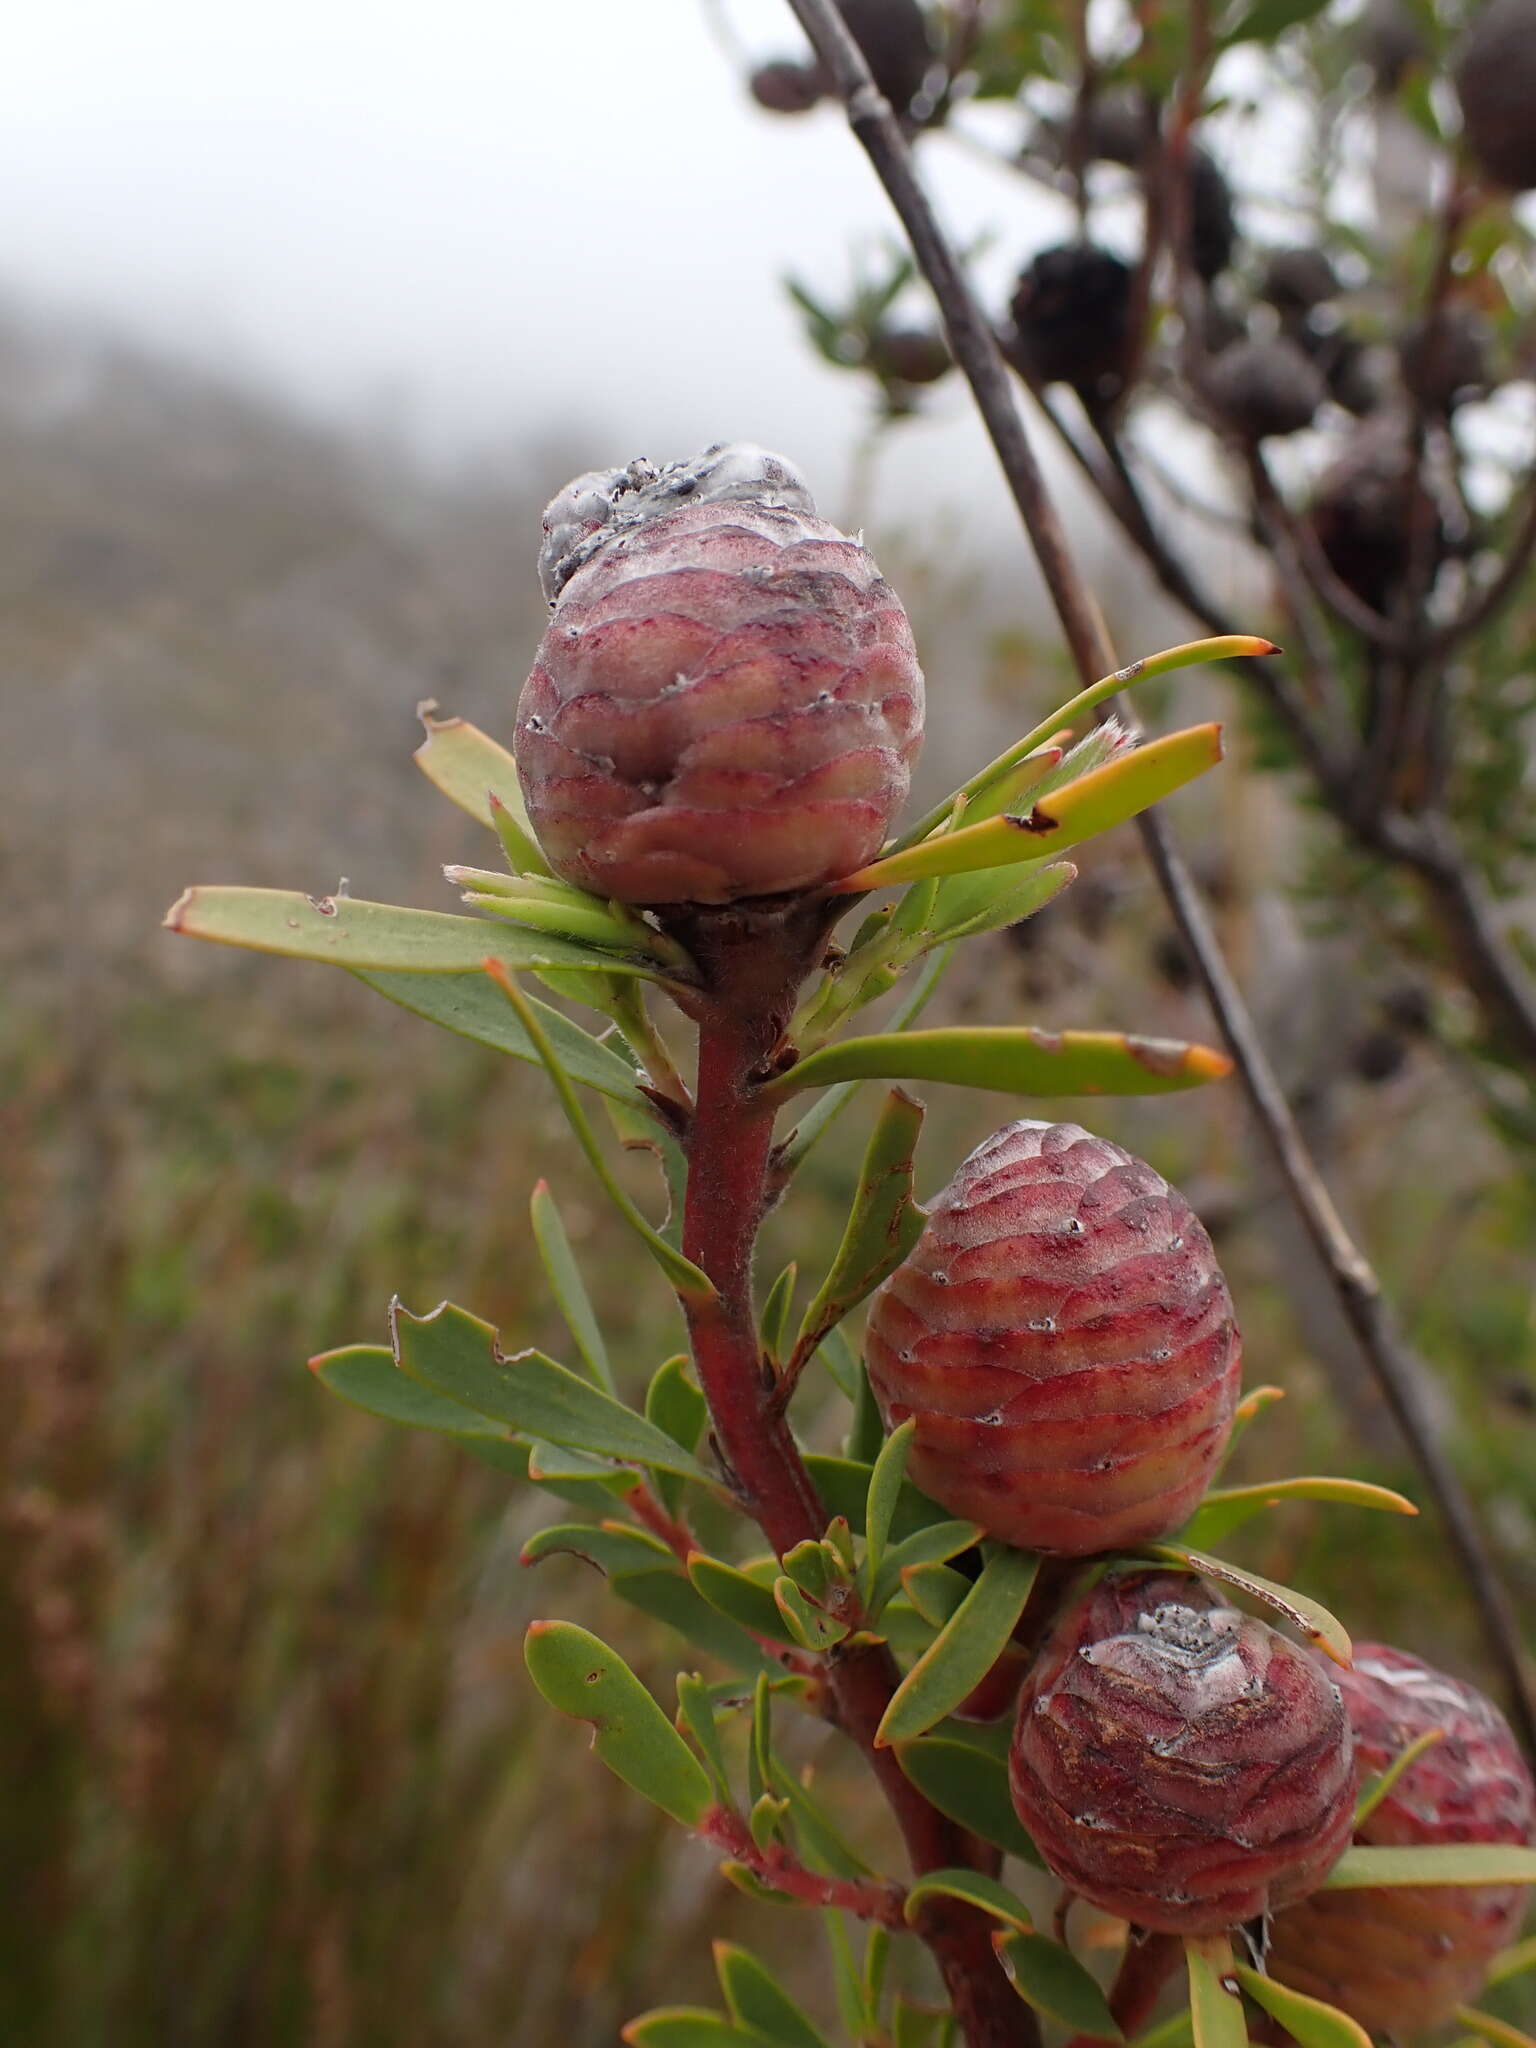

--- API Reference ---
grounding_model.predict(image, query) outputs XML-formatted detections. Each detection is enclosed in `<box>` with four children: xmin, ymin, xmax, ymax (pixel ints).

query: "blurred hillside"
<box><xmin>5</xmin><ymin>303</ymin><xmax>1535</xmax><ymax>2045</ymax></box>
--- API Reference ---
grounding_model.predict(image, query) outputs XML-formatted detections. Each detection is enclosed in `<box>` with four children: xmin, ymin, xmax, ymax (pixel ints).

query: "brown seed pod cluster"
<box><xmin>516</xmin><ymin>447</ymin><xmax>924</xmax><ymax>905</ymax></box>
<box><xmin>866</xmin><ymin>1121</ymin><xmax>1242</xmax><ymax>1556</ymax></box>
<box><xmin>1269</xmin><ymin>1645</ymin><xmax>1536</xmax><ymax>2031</ymax></box>
<box><xmin>1009</xmin><ymin>1571</ymin><xmax>1357</xmax><ymax>1935</ymax></box>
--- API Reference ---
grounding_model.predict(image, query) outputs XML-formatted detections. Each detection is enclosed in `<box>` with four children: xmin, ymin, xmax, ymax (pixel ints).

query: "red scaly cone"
<box><xmin>516</xmin><ymin>445</ymin><xmax>924</xmax><ymax>906</ymax></box>
<box><xmin>1268</xmin><ymin>1645</ymin><xmax>1536</xmax><ymax>2032</ymax></box>
<box><xmin>1010</xmin><ymin>1571</ymin><xmax>1357</xmax><ymax>1936</ymax></box>
<box><xmin>865</xmin><ymin>1120</ymin><xmax>1241</xmax><ymax>1555</ymax></box>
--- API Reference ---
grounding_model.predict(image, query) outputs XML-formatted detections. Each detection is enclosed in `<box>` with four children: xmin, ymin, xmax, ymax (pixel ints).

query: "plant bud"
<box><xmin>836</xmin><ymin>0</ymin><xmax>935</xmax><ymax>117</ymax></box>
<box><xmin>517</xmin><ymin>446</ymin><xmax>924</xmax><ymax>905</ymax></box>
<box><xmin>1268</xmin><ymin>1645</ymin><xmax>1536</xmax><ymax>2032</ymax></box>
<box><xmin>865</xmin><ymin>1121</ymin><xmax>1242</xmax><ymax>1555</ymax></box>
<box><xmin>1009</xmin><ymin>1571</ymin><xmax>1357</xmax><ymax>1934</ymax></box>
<box><xmin>749</xmin><ymin>59</ymin><xmax>826</xmax><ymax>115</ymax></box>
<box><xmin>1399</xmin><ymin>305</ymin><xmax>1494</xmax><ymax>413</ymax></box>
<box><xmin>1005</xmin><ymin>245</ymin><xmax>1133</xmax><ymax>402</ymax></box>
<box><xmin>1206</xmin><ymin>337</ymin><xmax>1325</xmax><ymax>441</ymax></box>
<box><xmin>1454</xmin><ymin>0</ymin><xmax>1536</xmax><ymax>194</ymax></box>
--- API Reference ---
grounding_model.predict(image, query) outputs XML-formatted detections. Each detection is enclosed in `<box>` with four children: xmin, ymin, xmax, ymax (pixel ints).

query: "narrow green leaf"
<box><xmin>1452</xmin><ymin>2009</ymin><xmax>1536</xmax><ymax>2048</ymax></box>
<box><xmin>622</xmin><ymin>2009</ymin><xmax>759</xmax><ymax>2047</ymax></box>
<box><xmin>487</xmin><ymin>965</ymin><xmax>715</xmax><ymax>1302</ymax></box>
<box><xmin>1326</xmin><ymin>1844</ymin><xmax>1536</xmax><ymax>1887</ymax></box>
<box><xmin>994</xmin><ymin>1930</ymin><xmax>1123</xmax><ymax>2038</ymax></box>
<box><xmin>646</xmin><ymin>1355</ymin><xmax>706</xmax><ymax>1516</ymax></box>
<box><xmin>715</xmin><ymin>1944</ymin><xmax>832</xmax><ymax>2048</ymax></box>
<box><xmin>612</xmin><ymin>1572</ymin><xmax>775</xmax><ymax>1674</ymax></box>
<box><xmin>1230</xmin><ymin>1968</ymin><xmax>1370</xmax><ymax>2048</ymax></box>
<box><xmin>1186</xmin><ymin>1937</ymin><xmax>1246</xmax><ymax>2048</ymax></box>
<box><xmin>927</xmin><ymin>860</ymin><xmax>1076</xmax><ymax>947</ymax></box>
<box><xmin>463</xmin><ymin>884</ymin><xmax>672</xmax><ymax>957</ymax></box>
<box><xmin>846</xmin><ymin>1365</ymin><xmax>886</xmax><ymax>1465</ymax></box>
<box><xmin>796</xmin><ymin>1091</ymin><xmax>926</xmax><ymax>1360</ymax></box>
<box><xmin>355</xmin><ymin>968</ymin><xmax>643</xmax><ymax>1100</ymax></box>
<box><xmin>525</xmin><ymin>1438</ymin><xmax>639</xmax><ymax>1495</ymax></box>
<box><xmin>676</xmin><ymin>1672</ymin><xmax>734</xmax><ymax>1805</ymax></box>
<box><xmin>524</xmin><ymin>1620</ymin><xmax>713</xmax><ymax>1827</ymax></box>
<box><xmin>1489</xmin><ymin>1936</ymin><xmax>1536</xmax><ymax>1986</ymax></box>
<box><xmin>768</xmin><ymin>1762</ymin><xmax>872</xmax><ymax>1879</ymax></box>
<box><xmin>520</xmin><ymin>1521</ymin><xmax>673</xmax><ymax>1575</ymax></box>
<box><xmin>530</xmin><ymin>1181</ymin><xmax>613</xmax><ymax>1391</ymax></box>
<box><xmin>863</xmin><ymin>1418</ymin><xmax>916</xmax><ymax>1601</ymax></box>
<box><xmin>893</xmin><ymin>1999</ymin><xmax>951</xmax><ymax>2048</ymax></box>
<box><xmin>804</xmin><ymin>1452</ymin><xmax>951</xmax><ymax>1542</ymax></box>
<box><xmin>164</xmin><ymin>886</ymin><xmax>671</xmax><ymax>981</ymax></box>
<box><xmin>873</xmin><ymin>1522</ymin><xmax>984</xmax><ymax>1612</ymax></box>
<box><xmin>750</xmin><ymin>1672</ymin><xmax>776</xmax><ymax>1809</ymax></box>
<box><xmin>1137</xmin><ymin>1544</ymin><xmax>1352</xmax><ymax>1667</ymax></box>
<box><xmin>311</xmin><ymin>1342</ymin><xmax>516</xmax><ymax>1441</ymax></box>
<box><xmin>1355</xmin><ymin>1727</ymin><xmax>1445</xmax><ymax>1826</ymax></box>
<box><xmin>888</xmin><ymin>1736</ymin><xmax>1048</xmax><ymax>1867</ymax></box>
<box><xmin>904</xmin><ymin>1869</ymin><xmax>1033</xmax><ymax>1933</ymax></box>
<box><xmin>894</xmin><ymin>635</ymin><xmax>1274</xmax><ymax>849</ymax></box>
<box><xmin>413</xmin><ymin>702</ymin><xmax>548</xmax><ymax>869</ymax></box>
<box><xmin>392</xmin><ymin>1299</ymin><xmax>711</xmax><ymax>1481</ymax></box>
<box><xmin>824</xmin><ymin>1911</ymin><xmax>871</xmax><ymax>2039</ymax></box>
<box><xmin>876</xmin><ymin>1547</ymin><xmax>1039</xmax><ymax>1746</ymax></box>
<box><xmin>761</xmin><ymin>1261</ymin><xmax>799</xmax><ymax>1364</ymax></box>
<box><xmin>900</xmin><ymin>1561</ymin><xmax>971</xmax><ymax>1629</ymax></box>
<box><xmin>1180</xmin><ymin>1475</ymin><xmax>1417</xmax><ymax>1550</ymax></box>
<box><xmin>769</xmin><ymin>1025</ymin><xmax>1232</xmax><ymax>1102</ymax></box>
<box><xmin>864</xmin><ymin>1925</ymin><xmax>891</xmax><ymax>2015</ymax></box>
<box><xmin>689</xmin><ymin>1554</ymin><xmax>801</xmax><ymax>1648</ymax></box>
<box><xmin>780</xmin><ymin>1540</ymin><xmax>834</xmax><ymax>1603</ymax></box>
<box><xmin>815</xmin><ymin>1325</ymin><xmax>860</xmax><ymax>1401</ymax></box>
<box><xmin>1132</xmin><ymin>2013</ymin><xmax>1195</xmax><ymax>2048</ymax></box>
<box><xmin>836</xmin><ymin>725</ymin><xmax>1223</xmax><ymax>891</ymax></box>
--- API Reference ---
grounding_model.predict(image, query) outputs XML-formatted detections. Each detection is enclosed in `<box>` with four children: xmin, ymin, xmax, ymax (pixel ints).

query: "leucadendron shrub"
<box><xmin>166</xmin><ymin>445</ymin><xmax>1536</xmax><ymax>2047</ymax></box>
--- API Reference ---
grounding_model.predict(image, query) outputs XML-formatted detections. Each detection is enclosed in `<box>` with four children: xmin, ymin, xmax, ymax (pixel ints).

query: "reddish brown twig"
<box><xmin>704</xmin><ymin>1806</ymin><xmax>908</xmax><ymax>1926</ymax></box>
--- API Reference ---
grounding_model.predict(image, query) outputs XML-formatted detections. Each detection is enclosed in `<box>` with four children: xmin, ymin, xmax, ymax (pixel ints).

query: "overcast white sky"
<box><xmin>0</xmin><ymin>0</ymin><xmax>1089</xmax><ymax>524</ymax></box>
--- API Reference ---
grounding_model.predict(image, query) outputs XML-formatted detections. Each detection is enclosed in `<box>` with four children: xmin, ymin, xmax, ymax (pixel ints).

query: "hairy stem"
<box><xmin>674</xmin><ymin>912</ymin><xmax>1038</xmax><ymax>2048</ymax></box>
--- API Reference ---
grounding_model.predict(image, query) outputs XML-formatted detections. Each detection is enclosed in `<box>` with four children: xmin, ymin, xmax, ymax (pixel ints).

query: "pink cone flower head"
<box><xmin>1269</xmin><ymin>1644</ymin><xmax>1536</xmax><ymax>2032</ymax></box>
<box><xmin>515</xmin><ymin>445</ymin><xmax>924</xmax><ymax>905</ymax></box>
<box><xmin>865</xmin><ymin>1121</ymin><xmax>1241</xmax><ymax>1555</ymax></box>
<box><xmin>1009</xmin><ymin>1570</ymin><xmax>1357</xmax><ymax>1935</ymax></box>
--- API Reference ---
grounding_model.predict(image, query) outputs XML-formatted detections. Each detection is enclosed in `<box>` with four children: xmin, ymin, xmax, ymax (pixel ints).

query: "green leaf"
<box><xmin>676</xmin><ymin>1672</ymin><xmax>734</xmax><ymax>1805</ymax></box>
<box><xmin>462</xmin><ymin>881</ymin><xmax>677</xmax><ymax>960</ymax></box>
<box><xmin>413</xmin><ymin>702</ymin><xmax>548</xmax><ymax>871</ymax></box>
<box><xmin>995</xmin><ymin>1930</ymin><xmax>1123</xmax><ymax>2037</ymax></box>
<box><xmin>863</xmin><ymin>1418</ymin><xmax>916</xmax><ymax>1602</ymax></box>
<box><xmin>900</xmin><ymin>1561</ymin><xmax>971</xmax><ymax>1630</ymax></box>
<box><xmin>761</xmin><ymin>1262</ymin><xmax>799</xmax><ymax>1364</ymax></box>
<box><xmin>926</xmin><ymin>860</ymin><xmax>1076</xmax><ymax>947</ymax></box>
<box><xmin>768</xmin><ymin>1763</ymin><xmax>872</xmax><ymax>1879</ymax></box>
<box><xmin>487</xmin><ymin>966</ymin><xmax>715</xmax><ymax>1302</ymax></box>
<box><xmin>1132</xmin><ymin>2013</ymin><xmax>1194</xmax><ymax>2048</ymax></box>
<box><xmin>864</xmin><ymin>1925</ymin><xmax>891</xmax><ymax>2015</ymax></box>
<box><xmin>837</xmin><ymin>725</ymin><xmax>1223</xmax><ymax>891</ymax></box>
<box><xmin>311</xmin><ymin>1342</ymin><xmax>517</xmax><ymax>1441</ymax></box>
<box><xmin>1230</xmin><ymin>1968</ymin><xmax>1369</xmax><ymax>2048</ymax></box>
<box><xmin>876</xmin><ymin>1546</ymin><xmax>1039</xmax><ymax>1746</ymax></box>
<box><xmin>611</xmin><ymin>1572</ymin><xmax>775</xmax><ymax>1674</ymax></box>
<box><xmin>772</xmin><ymin>1577</ymin><xmax>849</xmax><ymax>1652</ymax></box>
<box><xmin>524</xmin><ymin>1438</ymin><xmax>639</xmax><ymax>1495</ymax></box>
<box><xmin>354</xmin><ymin>968</ymin><xmax>644</xmax><ymax>1100</ymax></box>
<box><xmin>796</xmin><ymin>1090</ymin><xmax>926</xmax><ymax>1362</ymax></box>
<box><xmin>164</xmin><ymin>885</ymin><xmax>672</xmax><ymax>981</ymax></box>
<box><xmin>845</xmin><ymin>1365</ymin><xmax>886</xmax><ymax>1465</ymax></box>
<box><xmin>769</xmin><ymin>1026</ymin><xmax>1232</xmax><ymax>1102</ymax></box>
<box><xmin>893</xmin><ymin>636</ymin><xmax>1273</xmax><ymax>849</ymax></box>
<box><xmin>1186</xmin><ymin>1938</ymin><xmax>1246</xmax><ymax>2048</ymax></box>
<box><xmin>1326</xmin><ymin>1844</ymin><xmax>1536</xmax><ymax>1888</ymax></box>
<box><xmin>1180</xmin><ymin>1475</ymin><xmax>1417</xmax><ymax>1550</ymax></box>
<box><xmin>873</xmin><ymin>1522</ymin><xmax>984</xmax><ymax>1612</ymax></box>
<box><xmin>804</xmin><ymin>1453</ymin><xmax>951</xmax><ymax>1543</ymax></box>
<box><xmin>689</xmin><ymin>1554</ymin><xmax>801</xmax><ymax>1648</ymax></box>
<box><xmin>392</xmin><ymin>1299</ymin><xmax>712</xmax><ymax>1481</ymax></box>
<box><xmin>1355</xmin><ymin>1727</ymin><xmax>1445</xmax><ymax>1826</ymax></box>
<box><xmin>1219</xmin><ymin>0</ymin><xmax>1330</xmax><ymax>49</ymax></box>
<box><xmin>1137</xmin><ymin>1544</ymin><xmax>1352</xmax><ymax>1667</ymax></box>
<box><xmin>814</xmin><ymin>1325</ymin><xmax>860</xmax><ymax>1402</ymax></box>
<box><xmin>1451</xmin><ymin>2010</ymin><xmax>1536</xmax><ymax>2048</ymax></box>
<box><xmin>904</xmin><ymin>1868</ymin><xmax>1033</xmax><ymax>1933</ymax></box>
<box><xmin>1489</xmin><ymin>1936</ymin><xmax>1536</xmax><ymax>1986</ymax></box>
<box><xmin>715</xmin><ymin>1944</ymin><xmax>832</xmax><ymax>2048</ymax></box>
<box><xmin>892</xmin><ymin>1739</ymin><xmax>1044</xmax><ymax>1865</ymax></box>
<box><xmin>521</xmin><ymin>1520</ymin><xmax>674</xmax><ymax>1575</ymax></box>
<box><xmin>893</xmin><ymin>1999</ymin><xmax>952</xmax><ymax>2048</ymax></box>
<box><xmin>524</xmin><ymin>1620</ymin><xmax>713</xmax><ymax>1827</ymax></box>
<box><xmin>622</xmin><ymin>2009</ymin><xmax>759</xmax><ymax>2047</ymax></box>
<box><xmin>530</xmin><ymin>1181</ymin><xmax>614</xmax><ymax>1391</ymax></box>
<box><xmin>646</xmin><ymin>1355</ymin><xmax>706</xmax><ymax>1516</ymax></box>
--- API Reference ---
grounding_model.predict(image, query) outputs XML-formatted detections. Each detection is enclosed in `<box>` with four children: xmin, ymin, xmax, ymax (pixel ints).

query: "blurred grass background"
<box><xmin>4</xmin><ymin>308</ymin><xmax>1535</xmax><ymax>2045</ymax></box>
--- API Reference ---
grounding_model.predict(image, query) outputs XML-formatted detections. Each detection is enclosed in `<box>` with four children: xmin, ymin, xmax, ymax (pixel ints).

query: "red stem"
<box><xmin>1063</xmin><ymin>1932</ymin><xmax>1182</xmax><ymax>2048</ymax></box>
<box><xmin>673</xmin><ymin>911</ymin><xmax>1038</xmax><ymax>2048</ymax></box>
<box><xmin>704</xmin><ymin>1807</ymin><xmax>907</xmax><ymax>1925</ymax></box>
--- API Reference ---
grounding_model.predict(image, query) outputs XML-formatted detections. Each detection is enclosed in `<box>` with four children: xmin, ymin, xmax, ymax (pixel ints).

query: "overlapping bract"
<box><xmin>1269</xmin><ymin>1644</ymin><xmax>1536</xmax><ymax>2031</ymax></box>
<box><xmin>865</xmin><ymin>1120</ymin><xmax>1241</xmax><ymax>1554</ymax></box>
<box><xmin>515</xmin><ymin>445</ymin><xmax>924</xmax><ymax>904</ymax></box>
<box><xmin>1009</xmin><ymin>1570</ymin><xmax>1357</xmax><ymax>1935</ymax></box>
